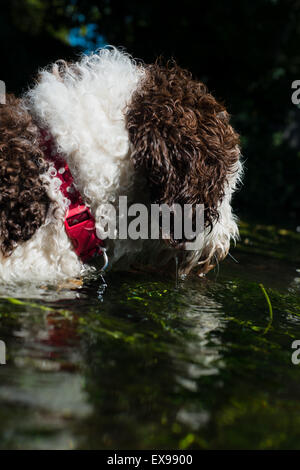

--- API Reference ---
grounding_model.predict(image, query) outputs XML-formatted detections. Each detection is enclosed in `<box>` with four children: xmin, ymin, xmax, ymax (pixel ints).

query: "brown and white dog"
<box><xmin>0</xmin><ymin>47</ymin><xmax>242</xmax><ymax>284</ymax></box>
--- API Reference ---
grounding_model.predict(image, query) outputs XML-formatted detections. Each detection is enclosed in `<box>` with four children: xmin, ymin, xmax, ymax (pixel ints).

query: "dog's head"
<box><xmin>126</xmin><ymin>61</ymin><xmax>241</xmax><ymax>275</ymax></box>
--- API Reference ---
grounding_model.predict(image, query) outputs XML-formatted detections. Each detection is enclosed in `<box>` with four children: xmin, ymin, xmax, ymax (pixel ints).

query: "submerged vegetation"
<box><xmin>0</xmin><ymin>222</ymin><xmax>299</xmax><ymax>449</ymax></box>
<box><xmin>237</xmin><ymin>221</ymin><xmax>300</xmax><ymax>264</ymax></box>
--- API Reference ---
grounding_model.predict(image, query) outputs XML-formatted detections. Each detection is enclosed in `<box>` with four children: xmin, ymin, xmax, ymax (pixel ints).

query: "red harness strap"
<box><xmin>40</xmin><ymin>129</ymin><xmax>104</xmax><ymax>262</ymax></box>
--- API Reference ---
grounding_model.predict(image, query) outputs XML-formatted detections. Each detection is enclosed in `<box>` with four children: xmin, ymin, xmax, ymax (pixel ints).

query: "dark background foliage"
<box><xmin>1</xmin><ymin>0</ymin><xmax>300</xmax><ymax>226</ymax></box>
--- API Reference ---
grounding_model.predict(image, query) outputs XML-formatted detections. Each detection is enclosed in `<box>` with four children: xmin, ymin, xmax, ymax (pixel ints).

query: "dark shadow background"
<box><xmin>1</xmin><ymin>0</ymin><xmax>300</xmax><ymax>226</ymax></box>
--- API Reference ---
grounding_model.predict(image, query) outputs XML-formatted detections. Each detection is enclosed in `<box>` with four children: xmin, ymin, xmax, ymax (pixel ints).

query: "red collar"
<box><xmin>40</xmin><ymin>129</ymin><xmax>104</xmax><ymax>262</ymax></box>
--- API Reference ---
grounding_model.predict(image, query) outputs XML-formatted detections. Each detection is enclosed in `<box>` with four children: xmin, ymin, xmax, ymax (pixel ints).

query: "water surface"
<box><xmin>0</xmin><ymin>224</ymin><xmax>300</xmax><ymax>449</ymax></box>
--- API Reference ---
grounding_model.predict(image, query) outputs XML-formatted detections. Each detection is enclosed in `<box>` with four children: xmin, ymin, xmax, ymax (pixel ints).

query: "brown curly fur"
<box><xmin>0</xmin><ymin>94</ymin><xmax>51</xmax><ymax>256</ymax></box>
<box><xmin>126</xmin><ymin>61</ymin><xmax>240</xmax><ymax>246</ymax></box>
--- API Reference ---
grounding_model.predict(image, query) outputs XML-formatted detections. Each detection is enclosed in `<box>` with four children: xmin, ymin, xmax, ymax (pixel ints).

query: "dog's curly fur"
<box><xmin>0</xmin><ymin>95</ymin><xmax>51</xmax><ymax>256</ymax></box>
<box><xmin>0</xmin><ymin>48</ymin><xmax>242</xmax><ymax>284</ymax></box>
<box><xmin>126</xmin><ymin>62</ymin><xmax>240</xmax><ymax>246</ymax></box>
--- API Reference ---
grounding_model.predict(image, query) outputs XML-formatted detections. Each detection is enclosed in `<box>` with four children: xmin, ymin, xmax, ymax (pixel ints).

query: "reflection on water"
<box><xmin>0</xmin><ymin>251</ymin><xmax>300</xmax><ymax>449</ymax></box>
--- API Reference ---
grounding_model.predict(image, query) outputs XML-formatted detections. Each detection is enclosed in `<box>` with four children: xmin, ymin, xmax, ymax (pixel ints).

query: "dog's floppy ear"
<box><xmin>126</xmin><ymin>61</ymin><xmax>240</xmax><ymax>244</ymax></box>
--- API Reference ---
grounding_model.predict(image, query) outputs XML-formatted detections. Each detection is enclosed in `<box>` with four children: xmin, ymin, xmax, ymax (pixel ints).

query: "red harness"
<box><xmin>40</xmin><ymin>130</ymin><xmax>104</xmax><ymax>262</ymax></box>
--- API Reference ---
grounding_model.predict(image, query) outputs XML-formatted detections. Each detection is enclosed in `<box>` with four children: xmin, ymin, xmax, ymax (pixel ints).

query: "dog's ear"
<box><xmin>126</xmin><ymin>61</ymin><xmax>240</xmax><ymax>244</ymax></box>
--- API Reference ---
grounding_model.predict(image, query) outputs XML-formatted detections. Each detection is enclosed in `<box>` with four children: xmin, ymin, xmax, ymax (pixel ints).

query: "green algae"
<box><xmin>0</xmin><ymin>223</ymin><xmax>299</xmax><ymax>449</ymax></box>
